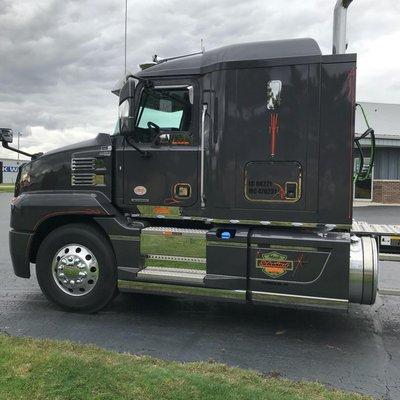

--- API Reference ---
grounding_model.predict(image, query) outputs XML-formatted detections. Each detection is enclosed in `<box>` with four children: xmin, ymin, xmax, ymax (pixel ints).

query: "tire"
<box><xmin>36</xmin><ymin>223</ymin><xmax>117</xmax><ymax>313</ymax></box>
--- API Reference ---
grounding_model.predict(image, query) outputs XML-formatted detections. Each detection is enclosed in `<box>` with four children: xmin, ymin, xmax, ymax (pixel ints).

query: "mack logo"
<box><xmin>256</xmin><ymin>251</ymin><xmax>293</xmax><ymax>278</ymax></box>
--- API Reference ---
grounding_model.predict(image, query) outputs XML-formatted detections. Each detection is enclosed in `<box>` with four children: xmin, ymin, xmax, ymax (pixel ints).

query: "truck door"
<box><xmin>123</xmin><ymin>82</ymin><xmax>199</xmax><ymax>212</ymax></box>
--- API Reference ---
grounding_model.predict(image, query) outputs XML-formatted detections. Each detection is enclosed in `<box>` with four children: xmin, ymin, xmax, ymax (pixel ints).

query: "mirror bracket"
<box><xmin>0</xmin><ymin>128</ymin><xmax>41</xmax><ymax>160</ymax></box>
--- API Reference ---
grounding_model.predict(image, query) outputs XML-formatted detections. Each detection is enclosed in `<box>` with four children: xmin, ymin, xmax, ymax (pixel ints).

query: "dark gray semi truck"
<box><xmin>1</xmin><ymin>0</ymin><xmax>389</xmax><ymax>312</ymax></box>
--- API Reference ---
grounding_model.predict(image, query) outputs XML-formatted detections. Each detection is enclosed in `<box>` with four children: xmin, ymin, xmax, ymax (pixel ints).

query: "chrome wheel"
<box><xmin>52</xmin><ymin>244</ymin><xmax>99</xmax><ymax>296</ymax></box>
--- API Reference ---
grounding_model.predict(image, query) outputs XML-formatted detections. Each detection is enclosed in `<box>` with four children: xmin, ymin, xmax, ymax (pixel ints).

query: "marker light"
<box><xmin>221</xmin><ymin>231</ymin><xmax>231</xmax><ymax>240</ymax></box>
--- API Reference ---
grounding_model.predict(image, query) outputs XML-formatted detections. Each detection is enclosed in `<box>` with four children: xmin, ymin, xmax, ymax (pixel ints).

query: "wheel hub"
<box><xmin>52</xmin><ymin>244</ymin><xmax>99</xmax><ymax>296</ymax></box>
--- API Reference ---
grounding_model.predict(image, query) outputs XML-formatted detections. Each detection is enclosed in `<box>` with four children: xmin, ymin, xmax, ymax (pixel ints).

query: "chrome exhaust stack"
<box><xmin>332</xmin><ymin>0</ymin><xmax>354</xmax><ymax>54</ymax></box>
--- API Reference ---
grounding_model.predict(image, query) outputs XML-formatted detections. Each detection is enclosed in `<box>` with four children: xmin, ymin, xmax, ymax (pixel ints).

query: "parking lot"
<box><xmin>0</xmin><ymin>192</ymin><xmax>399</xmax><ymax>399</ymax></box>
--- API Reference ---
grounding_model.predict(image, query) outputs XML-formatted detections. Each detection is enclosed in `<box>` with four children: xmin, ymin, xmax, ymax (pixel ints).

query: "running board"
<box><xmin>136</xmin><ymin>266</ymin><xmax>206</xmax><ymax>285</ymax></box>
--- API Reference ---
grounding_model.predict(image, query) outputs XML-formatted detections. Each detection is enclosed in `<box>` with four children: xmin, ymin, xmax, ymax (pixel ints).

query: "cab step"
<box><xmin>136</xmin><ymin>266</ymin><xmax>206</xmax><ymax>285</ymax></box>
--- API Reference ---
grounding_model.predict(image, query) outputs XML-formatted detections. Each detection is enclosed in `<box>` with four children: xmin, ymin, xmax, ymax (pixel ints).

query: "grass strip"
<box><xmin>0</xmin><ymin>184</ymin><xmax>14</xmax><ymax>193</ymax></box>
<box><xmin>0</xmin><ymin>334</ymin><xmax>371</xmax><ymax>400</ymax></box>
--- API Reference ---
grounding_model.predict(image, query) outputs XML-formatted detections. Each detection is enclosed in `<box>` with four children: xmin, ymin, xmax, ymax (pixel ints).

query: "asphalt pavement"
<box><xmin>0</xmin><ymin>192</ymin><xmax>399</xmax><ymax>399</ymax></box>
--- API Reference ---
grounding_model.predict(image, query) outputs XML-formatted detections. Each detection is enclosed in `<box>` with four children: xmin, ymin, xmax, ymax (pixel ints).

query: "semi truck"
<box><xmin>0</xmin><ymin>0</ymin><xmax>391</xmax><ymax>312</ymax></box>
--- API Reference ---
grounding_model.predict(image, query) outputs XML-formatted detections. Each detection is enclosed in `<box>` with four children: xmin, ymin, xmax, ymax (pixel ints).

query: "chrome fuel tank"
<box><xmin>349</xmin><ymin>236</ymin><xmax>379</xmax><ymax>305</ymax></box>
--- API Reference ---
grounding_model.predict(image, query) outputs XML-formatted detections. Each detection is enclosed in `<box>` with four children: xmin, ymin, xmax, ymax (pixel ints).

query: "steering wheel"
<box><xmin>147</xmin><ymin>121</ymin><xmax>161</xmax><ymax>143</ymax></box>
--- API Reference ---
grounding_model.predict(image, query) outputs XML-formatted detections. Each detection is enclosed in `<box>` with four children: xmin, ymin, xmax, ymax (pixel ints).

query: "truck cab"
<box><xmin>4</xmin><ymin>37</ymin><xmax>378</xmax><ymax>313</ymax></box>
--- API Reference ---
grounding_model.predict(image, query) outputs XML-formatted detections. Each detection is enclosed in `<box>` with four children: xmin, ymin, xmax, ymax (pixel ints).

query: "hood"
<box><xmin>16</xmin><ymin>133</ymin><xmax>113</xmax><ymax>199</ymax></box>
<box><xmin>45</xmin><ymin>133</ymin><xmax>112</xmax><ymax>157</ymax></box>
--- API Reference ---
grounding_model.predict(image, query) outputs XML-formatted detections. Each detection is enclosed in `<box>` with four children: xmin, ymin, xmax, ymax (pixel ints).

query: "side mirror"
<box><xmin>119</xmin><ymin>77</ymin><xmax>136</xmax><ymax>105</ymax></box>
<box><xmin>118</xmin><ymin>78</ymin><xmax>136</xmax><ymax>135</ymax></box>
<box><xmin>0</xmin><ymin>128</ymin><xmax>14</xmax><ymax>144</ymax></box>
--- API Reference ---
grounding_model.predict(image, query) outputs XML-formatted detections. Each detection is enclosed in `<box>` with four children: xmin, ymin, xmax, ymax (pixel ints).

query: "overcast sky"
<box><xmin>0</xmin><ymin>0</ymin><xmax>399</xmax><ymax>158</ymax></box>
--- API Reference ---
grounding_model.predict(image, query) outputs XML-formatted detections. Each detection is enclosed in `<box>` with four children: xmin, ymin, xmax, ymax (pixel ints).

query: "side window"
<box><xmin>134</xmin><ymin>86</ymin><xmax>193</xmax><ymax>144</ymax></box>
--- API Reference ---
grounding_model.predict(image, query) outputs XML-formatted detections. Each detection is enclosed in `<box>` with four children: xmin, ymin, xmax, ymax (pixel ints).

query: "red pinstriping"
<box><xmin>269</xmin><ymin>113</ymin><xmax>279</xmax><ymax>157</ymax></box>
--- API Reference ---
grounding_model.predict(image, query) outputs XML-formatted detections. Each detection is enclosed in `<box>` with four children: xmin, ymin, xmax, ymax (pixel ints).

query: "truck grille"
<box><xmin>71</xmin><ymin>157</ymin><xmax>96</xmax><ymax>186</ymax></box>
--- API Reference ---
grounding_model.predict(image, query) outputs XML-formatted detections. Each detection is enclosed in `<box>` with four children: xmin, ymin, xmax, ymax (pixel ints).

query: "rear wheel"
<box><xmin>36</xmin><ymin>223</ymin><xmax>117</xmax><ymax>313</ymax></box>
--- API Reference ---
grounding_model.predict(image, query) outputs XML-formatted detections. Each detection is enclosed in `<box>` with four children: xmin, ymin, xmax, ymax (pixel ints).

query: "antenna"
<box><xmin>124</xmin><ymin>0</ymin><xmax>128</xmax><ymax>76</ymax></box>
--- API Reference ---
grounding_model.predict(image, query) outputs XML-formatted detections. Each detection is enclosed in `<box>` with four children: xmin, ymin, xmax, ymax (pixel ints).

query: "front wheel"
<box><xmin>36</xmin><ymin>223</ymin><xmax>117</xmax><ymax>313</ymax></box>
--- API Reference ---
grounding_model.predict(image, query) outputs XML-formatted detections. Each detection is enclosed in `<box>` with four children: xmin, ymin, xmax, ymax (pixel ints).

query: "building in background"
<box><xmin>355</xmin><ymin>102</ymin><xmax>400</xmax><ymax>204</ymax></box>
<box><xmin>0</xmin><ymin>158</ymin><xmax>25</xmax><ymax>184</ymax></box>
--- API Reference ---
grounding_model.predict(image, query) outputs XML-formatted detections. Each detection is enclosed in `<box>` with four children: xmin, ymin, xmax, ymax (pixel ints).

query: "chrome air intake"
<box><xmin>349</xmin><ymin>235</ymin><xmax>379</xmax><ymax>304</ymax></box>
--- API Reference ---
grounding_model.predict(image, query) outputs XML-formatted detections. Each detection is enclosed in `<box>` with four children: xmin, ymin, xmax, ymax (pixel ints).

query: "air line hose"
<box><xmin>354</xmin><ymin>103</ymin><xmax>376</xmax><ymax>182</ymax></box>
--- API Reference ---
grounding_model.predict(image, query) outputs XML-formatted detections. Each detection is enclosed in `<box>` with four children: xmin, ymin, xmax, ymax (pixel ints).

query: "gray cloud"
<box><xmin>0</xmin><ymin>0</ymin><xmax>399</xmax><ymax>158</ymax></box>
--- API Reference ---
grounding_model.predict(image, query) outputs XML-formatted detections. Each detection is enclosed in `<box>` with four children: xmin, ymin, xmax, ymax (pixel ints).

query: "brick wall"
<box><xmin>373</xmin><ymin>180</ymin><xmax>400</xmax><ymax>203</ymax></box>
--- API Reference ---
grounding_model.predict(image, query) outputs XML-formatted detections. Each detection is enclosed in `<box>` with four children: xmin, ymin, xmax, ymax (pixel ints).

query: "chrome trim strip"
<box><xmin>200</xmin><ymin>104</ymin><xmax>207</xmax><ymax>208</ymax></box>
<box><xmin>118</xmin><ymin>280</ymin><xmax>247</xmax><ymax>301</ymax></box>
<box><xmin>251</xmin><ymin>243</ymin><xmax>317</xmax><ymax>251</ymax></box>
<box><xmin>109</xmin><ymin>235</ymin><xmax>140</xmax><ymax>242</ymax></box>
<box><xmin>132</xmin><ymin>213</ymin><xmax>352</xmax><ymax>230</ymax></box>
<box><xmin>118</xmin><ymin>279</ymin><xmax>347</xmax><ymax>309</ymax></box>
<box><xmin>207</xmin><ymin>241</ymin><xmax>247</xmax><ymax>248</ymax></box>
<box><xmin>251</xmin><ymin>291</ymin><xmax>348</xmax><ymax>310</ymax></box>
